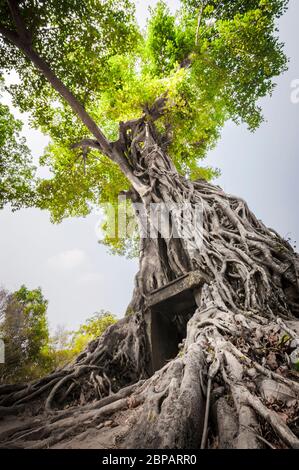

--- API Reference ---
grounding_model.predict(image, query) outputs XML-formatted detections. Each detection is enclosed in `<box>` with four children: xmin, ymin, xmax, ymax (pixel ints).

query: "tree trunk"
<box><xmin>0</xmin><ymin>120</ymin><xmax>299</xmax><ymax>449</ymax></box>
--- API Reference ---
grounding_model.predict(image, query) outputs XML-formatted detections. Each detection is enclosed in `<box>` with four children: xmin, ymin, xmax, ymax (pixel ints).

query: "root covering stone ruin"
<box><xmin>0</xmin><ymin>118</ymin><xmax>299</xmax><ymax>449</ymax></box>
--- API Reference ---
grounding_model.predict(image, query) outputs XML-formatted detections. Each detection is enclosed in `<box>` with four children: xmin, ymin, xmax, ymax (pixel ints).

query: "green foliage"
<box><xmin>0</xmin><ymin>285</ymin><xmax>49</xmax><ymax>382</ymax></box>
<box><xmin>0</xmin><ymin>0</ymin><xmax>289</xmax><ymax>253</ymax></box>
<box><xmin>0</xmin><ymin>0</ymin><xmax>139</xmax><ymax>216</ymax></box>
<box><xmin>40</xmin><ymin>311</ymin><xmax>117</xmax><ymax>372</ymax></box>
<box><xmin>13</xmin><ymin>285</ymin><xmax>49</xmax><ymax>360</ymax></box>
<box><xmin>70</xmin><ymin>311</ymin><xmax>117</xmax><ymax>355</ymax></box>
<box><xmin>0</xmin><ymin>0</ymin><xmax>139</xmax><ymax>118</ymax></box>
<box><xmin>99</xmin><ymin>198</ymin><xmax>140</xmax><ymax>258</ymax></box>
<box><xmin>143</xmin><ymin>1</ymin><xmax>188</xmax><ymax>76</ymax></box>
<box><xmin>0</xmin><ymin>85</ymin><xmax>36</xmax><ymax>210</ymax></box>
<box><xmin>0</xmin><ymin>285</ymin><xmax>117</xmax><ymax>382</ymax></box>
<box><xmin>38</xmin><ymin>143</ymin><xmax>129</xmax><ymax>223</ymax></box>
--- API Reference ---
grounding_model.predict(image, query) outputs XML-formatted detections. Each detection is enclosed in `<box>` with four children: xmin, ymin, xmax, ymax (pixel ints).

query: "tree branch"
<box><xmin>0</xmin><ymin>24</ymin><xmax>18</xmax><ymax>44</ymax></box>
<box><xmin>3</xmin><ymin>39</ymin><xmax>113</xmax><ymax>157</ymax></box>
<box><xmin>7</xmin><ymin>0</ymin><xmax>31</xmax><ymax>44</ymax></box>
<box><xmin>143</xmin><ymin>94</ymin><xmax>168</xmax><ymax>120</ymax></box>
<box><xmin>0</xmin><ymin>3</ymin><xmax>149</xmax><ymax>196</ymax></box>
<box><xmin>71</xmin><ymin>139</ymin><xmax>102</xmax><ymax>152</ymax></box>
<box><xmin>2</xmin><ymin>1</ymin><xmax>112</xmax><ymax>157</ymax></box>
<box><xmin>195</xmin><ymin>1</ymin><xmax>206</xmax><ymax>47</ymax></box>
<box><xmin>116</xmin><ymin>93</ymin><xmax>168</xmax><ymax>147</ymax></box>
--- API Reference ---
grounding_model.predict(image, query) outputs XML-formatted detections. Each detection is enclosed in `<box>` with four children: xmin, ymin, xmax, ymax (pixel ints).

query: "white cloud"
<box><xmin>47</xmin><ymin>249</ymin><xmax>87</xmax><ymax>270</ymax></box>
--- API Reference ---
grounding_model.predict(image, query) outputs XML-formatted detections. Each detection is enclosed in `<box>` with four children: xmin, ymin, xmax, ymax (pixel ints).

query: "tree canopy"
<box><xmin>0</xmin><ymin>0</ymin><xmax>289</xmax><ymax>248</ymax></box>
<box><xmin>0</xmin><ymin>80</ymin><xmax>35</xmax><ymax>210</ymax></box>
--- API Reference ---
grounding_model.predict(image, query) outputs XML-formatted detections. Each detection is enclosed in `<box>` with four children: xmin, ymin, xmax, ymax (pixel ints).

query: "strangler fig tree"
<box><xmin>1</xmin><ymin>0</ymin><xmax>299</xmax><ymax>450</ymax></box>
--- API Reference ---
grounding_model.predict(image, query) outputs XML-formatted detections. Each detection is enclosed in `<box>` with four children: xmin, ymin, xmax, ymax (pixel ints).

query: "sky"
<box><xmin>0</xmin><ymin>0</ymin><xmax>298</xmax><ymax>332</ymax></box>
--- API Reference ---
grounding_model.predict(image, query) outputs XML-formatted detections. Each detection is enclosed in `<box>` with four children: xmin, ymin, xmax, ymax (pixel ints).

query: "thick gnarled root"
<box><xmin>0</xmin><ymin>165</ymin><xmax>299</xmax><ymax>448</ymax></box>
<box><xmin>0</xmin><ymin>313</ymin><xmax>150</xmax><ymax>414</ymax></box>
<box><xmin>185</xmin><ymin>306</ymin><xmax>299</xmax><ymax>449</ymax></box>
<box><xmin>0</xmin><ymin>306</ymin><xmax>299</xmax><ymax>449</ymax></box>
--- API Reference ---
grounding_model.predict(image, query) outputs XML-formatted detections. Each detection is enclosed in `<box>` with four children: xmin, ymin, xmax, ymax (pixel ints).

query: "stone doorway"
<box><xmin>145</xmin><ymin>271</ymin><xmax>203</xmax><ymax>373</ymax></box>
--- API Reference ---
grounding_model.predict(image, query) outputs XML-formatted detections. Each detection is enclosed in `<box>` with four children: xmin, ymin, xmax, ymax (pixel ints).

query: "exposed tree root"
<box><xmin>0</xmin><ymin>313</ymin><xmax>150</xmax><ymax>414</ymax></box>
<box><xmin>1</xmin><ymin>306</ymin><xmax>298</xmax><ymax>449</ymax></box>
<box><xmin>0</xmin><ymin>119</ymin><xmax>298</xmax><ymax>448</ymax></box>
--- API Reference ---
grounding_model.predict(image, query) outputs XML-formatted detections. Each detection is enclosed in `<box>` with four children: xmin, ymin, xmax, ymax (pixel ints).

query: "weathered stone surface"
<box><xmin>146</xmin><ymin>271</ymin><xmax>203</xmax><ymax>313</ymax></box>
<box><xmin>144</xmin><ymin>271</ymin><xmax>203</xmax><ymax>373</ymax></box>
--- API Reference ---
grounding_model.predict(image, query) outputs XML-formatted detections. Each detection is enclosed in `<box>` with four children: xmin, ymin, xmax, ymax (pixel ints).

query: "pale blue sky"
<box><xmin>0</xmin><ymin>0</ymin><xmax>298</xmax><ymax>331</ymax></box>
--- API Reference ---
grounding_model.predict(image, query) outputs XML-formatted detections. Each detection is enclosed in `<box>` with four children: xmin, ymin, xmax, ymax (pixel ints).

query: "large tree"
<box><xmin>0</xmin><ymin>0</ymin><xmax>299</xmax><ymax>449</ymax></box>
